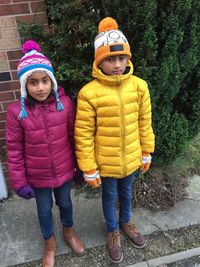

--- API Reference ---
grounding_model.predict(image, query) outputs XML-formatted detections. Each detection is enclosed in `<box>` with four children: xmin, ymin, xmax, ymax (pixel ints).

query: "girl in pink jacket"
<box><xmin>6</xmin><ymin>40</ymin><xmax>84</xmax><ymax>267</ymax></box>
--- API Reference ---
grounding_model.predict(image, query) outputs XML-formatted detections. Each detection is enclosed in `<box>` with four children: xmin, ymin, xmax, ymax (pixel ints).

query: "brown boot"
<box><xmin>63</xmin><ymin>226</ymin><xmax>85</xmax><ymax>256</ymax></box>
<box><xmin>107</xmin><ymin>230</ymin><xmax>123</xmax><ymax>263</ymax></box>
<box><xmin>120</xmin><ymin>222</ymin><xmax>146</xmax><ymax>248</ymax></box>
<box><xmin>42</xmin><ymin>234</ymin><xmax>56</xmax><ymax>267</ymax></box>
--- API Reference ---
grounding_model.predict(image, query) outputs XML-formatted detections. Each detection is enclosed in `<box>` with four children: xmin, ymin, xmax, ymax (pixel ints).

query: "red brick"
<box><xmin>0</xmin><ymin>81</ymin><xmax>20</xmax><ymax>92</ymax></box>
<box><xmin>4</xmin><ymin>167</ymin><xmax>8</xmax><ymax>177</ymax></box>
<box><xmin>13</xmin><ymin>0</ymin><xmax>38</xmax><ymax>2</ymax></box>
<box><xmin>0</xmin><ymin>138</ymin><xmax>6</xmax><ymax>147</ymax></box>
<box><xmin>0</xmin><ymin>0</ymin><xmax>11</xmax><ymax>4</ymax></box>
<box><xmin>2</xmin><ymin>161</ymin><xmax>8</xmax><ymax>172</ymax></box>
<box><xmin>11</xmin><ymin>71</ymin><xmax>18</xmax><ymax>80</ymax></box>
<box><xmin>0</xmin><ymin>145</ymin><xmax>6</xmax><ymax>164</ymax></box>
<box><xmin>16</xmin><ymin>12</ymin><xmax>48</xmax><ymax>25</ymax></box>
<box><xmin>0</xmin><ymin>147</ymin><xmax>7</xmax><ymax>165</ymax></box>
<box><xmin>0</xmin><ymin>130</ymin><xmax>5</xmax><ymax>139</ymax></box>
<box><xmin>30</xmin><ymin>1</ymin><xmax>46</xmax><ymax>13</ymax></box>
<box><xmin>0</xmin><ymin>121</ymin><xmax>5</xmax><ymax>129</ymax></box>
<box><xmin>2</xmin><ymin>160</ymin><xmax>8</xmax><ymax>166</ymax></box>
<box><xmin>15</xmin><ymin>90</ymin><xmax>20</xmax><ymax>99</ymax></box>
<box><xmin>2</xmin><ymin>100</ymin><xmax>17</xmax><ymax>110</ymax></box>
<box><xmin>7</xmin><ymin>50</ymin><xmax>22</xmax><ymax>60</ymax></box>
<box><xmin>0</xmin><ymin>112</ymin><xmax>6</xmax><ymax>121</ymax></box>
<box><xmin>9</xmin><ymin>60</ymin><xmax>18</xmax><ymax>71</ymax></box>
<box><xmin>0</xmin><ymin>91</ymin><xmax>15</xmax><ymax>101</ymax></box>
<box><xmin>0</xmin><ymin>3</ymin><xmax>30</xmax><ymax>16</ymax></box>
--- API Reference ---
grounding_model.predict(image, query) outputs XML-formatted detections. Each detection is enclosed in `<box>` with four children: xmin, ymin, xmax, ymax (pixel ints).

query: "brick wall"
<box><xmin>0</xmin><ymin>0</ymin><xmax>48</xmax><ymax>181</ymax></box>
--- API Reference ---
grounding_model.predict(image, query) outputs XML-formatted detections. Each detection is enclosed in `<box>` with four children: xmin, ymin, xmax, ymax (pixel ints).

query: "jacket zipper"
<box><xmin>41</xmin><ymin>105</ymin><xmax>56</xmax><ymax>179</ymax></box>
<box><xmin>116</xmin><ymin>85</ymin><xmax>126</xmax><ymax>176</ymax></box>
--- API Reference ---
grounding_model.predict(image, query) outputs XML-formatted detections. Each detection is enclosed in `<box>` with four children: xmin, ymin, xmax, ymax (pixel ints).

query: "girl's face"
<box><xmin>98</xmin><ymin>55</ymin><xmax>128</xmax><ymax>76</ymax></box>
<box><xmin>26</xmin><ymin>71</ymin><xmax>52</xmax><ymax>102</ymax></box>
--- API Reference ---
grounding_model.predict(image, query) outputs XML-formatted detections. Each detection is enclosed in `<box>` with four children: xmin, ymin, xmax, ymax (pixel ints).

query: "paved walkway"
<box><xmin>1</xmin><ymin>175</ymin><xmax>200</xmax><ymax>267</ymax></box>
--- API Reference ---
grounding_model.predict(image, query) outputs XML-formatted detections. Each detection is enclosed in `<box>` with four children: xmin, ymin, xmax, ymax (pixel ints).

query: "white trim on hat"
<box><xmin>19</xmin><ymin>68</ymin><xmax>58</xmax><ymax>98</ymax></box>
<box><xmin>94</xmin><ymin>30</ymin><xmax>129</xmax><ymax>51</ymax></box>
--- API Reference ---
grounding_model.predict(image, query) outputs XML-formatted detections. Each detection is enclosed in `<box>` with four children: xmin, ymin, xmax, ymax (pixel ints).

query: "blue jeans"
<box><xmin>101</xmin><ymin>173</ymin><xmax>136</xmax><ymax>233</ymax></box>
<box><xmin>33</xmin><ymin>180</ymin><xmax>73</xmax><ymax>240</ymax></box>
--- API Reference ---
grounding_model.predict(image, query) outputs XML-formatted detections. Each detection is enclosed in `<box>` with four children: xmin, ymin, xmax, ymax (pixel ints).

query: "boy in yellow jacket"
<box><xmin>75</xmin><ymin>17</ymin><xmax>155</xmax><ymax>263</ymax></box>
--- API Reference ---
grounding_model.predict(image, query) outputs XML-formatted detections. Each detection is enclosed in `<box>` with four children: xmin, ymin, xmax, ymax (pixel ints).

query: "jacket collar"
<box><xmin>92</xmin><ymin>60</ymin><xmax>134</xmax><ymax>86</ymax></box>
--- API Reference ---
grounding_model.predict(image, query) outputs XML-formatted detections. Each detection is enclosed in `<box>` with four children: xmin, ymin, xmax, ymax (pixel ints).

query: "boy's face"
<box><xmin>98</xmin><ymin>55</ymin><xmax>128</xmax><ymax>76</ymax></box>
<box><xmin>26</xmin><ymin>71</ymin><xmax>52</xmax><ymax>102</ymax></box>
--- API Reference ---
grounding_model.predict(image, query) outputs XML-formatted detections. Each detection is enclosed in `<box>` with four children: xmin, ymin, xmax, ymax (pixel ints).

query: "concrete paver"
<box><xmin>147</xmin><ymin>248</ymin><xmax>200</xmax><ymax>267</ymax></box>
<box><xmin>127</xmin><ymin>248</ymin><xmax>200</xmax><ymax>267</ymax></box>
<box><xmin>1</xmin><ymin>175</ymin><xmax>200</xmax><ymax>267</ymax></box>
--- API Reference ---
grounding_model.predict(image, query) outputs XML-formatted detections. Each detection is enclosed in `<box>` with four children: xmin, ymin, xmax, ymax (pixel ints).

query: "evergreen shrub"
<box><xmin>19</xmin><ymin>0</ymin><xmax>200</xmax><ymax>164</ymax></box>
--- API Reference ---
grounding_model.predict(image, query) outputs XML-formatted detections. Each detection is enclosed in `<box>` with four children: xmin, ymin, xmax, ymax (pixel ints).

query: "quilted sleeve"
<box><xmin>74</xmin><ymin>89</ymin><xmax>98</xmax><ymax>172</ymax></box>
<box><xmin>138</xmin><ymin>82</ymin><xmax>155</xmax><ymax>153</ymax></box>
<box><xmin>67</xmin><ymin>97</ymin><xmax>75</xmax><ymax>150</ymax></box>
<box><xmin>6</xmin><ymin>105</ymin><xmax>27</xmax><ymax>190</ymax></box>
<box><xmin>66</xmin><ymin>97</ymin><xmax>77</xmax><ymax>167</ymax></box>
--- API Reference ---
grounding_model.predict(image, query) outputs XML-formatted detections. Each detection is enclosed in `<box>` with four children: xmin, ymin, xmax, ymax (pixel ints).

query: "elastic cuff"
<box><xmin>85</xmin><ymin>169</ymin><xmax>97</xmax><ymax>175</ymax></box>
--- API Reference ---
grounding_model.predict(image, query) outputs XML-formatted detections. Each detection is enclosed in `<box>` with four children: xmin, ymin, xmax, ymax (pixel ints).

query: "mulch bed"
<box><xmin>133</xmin><ymin>168</ymin><xmax>189</xmax><ymax>211</ymax></box>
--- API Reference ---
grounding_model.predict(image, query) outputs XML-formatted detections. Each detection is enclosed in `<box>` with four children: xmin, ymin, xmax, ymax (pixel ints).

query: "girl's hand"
<box><xmin>15</xmin><ymin>184</ymin><xmax>35</xmax><ymax>199</ymax></box>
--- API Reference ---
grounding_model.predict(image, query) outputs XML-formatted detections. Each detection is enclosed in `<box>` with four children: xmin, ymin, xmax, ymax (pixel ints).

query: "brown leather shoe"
<box><xmin>63</xmin><ymin>226</ymin><xmax>85</xmax><ymax>256</ymax></box>
<box><xmin>42</xmin><ymin>234</ymin><xmax>56</xmax><ymax>267</ymax></box>
<box><xmin>107</xmin><ymin>230</ymin><xmax>123</xmax><ymax>263</ymax></box>
<box><xmin>120</xmin><ymin>222</ymin><xmax>146</xmax><ymax>248</ymax></box>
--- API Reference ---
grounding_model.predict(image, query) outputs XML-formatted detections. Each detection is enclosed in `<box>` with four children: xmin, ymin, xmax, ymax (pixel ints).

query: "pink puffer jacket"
<box><xmin>6</xmin><ymin>87</ymin><xmax>75</xmax><ymax>190</ymax></box>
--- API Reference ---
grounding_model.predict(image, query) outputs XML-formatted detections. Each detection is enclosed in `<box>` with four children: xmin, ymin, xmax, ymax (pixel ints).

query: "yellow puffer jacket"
<box><xmin>75</xmin><ymin>60</ymin><xmax>155</xmax><ymax>178</ymax></box>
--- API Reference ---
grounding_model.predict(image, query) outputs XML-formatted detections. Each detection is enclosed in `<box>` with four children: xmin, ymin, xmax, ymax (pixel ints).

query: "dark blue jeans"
<box><xmin>33</xmin><ymin>180</ymin><xmax>73</xmax><ymax>240</ymax></box>
<box><xmin>101</xmin><ymin>173</ymin><xmax>136</xmax><ymax>233</ymax></box>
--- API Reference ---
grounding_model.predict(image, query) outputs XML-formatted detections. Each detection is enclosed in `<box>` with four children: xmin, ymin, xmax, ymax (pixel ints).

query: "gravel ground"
<box><xmin>9</xmin><ymin>224</ymin><xmax>200</xmax><ymax>267</ymax></box>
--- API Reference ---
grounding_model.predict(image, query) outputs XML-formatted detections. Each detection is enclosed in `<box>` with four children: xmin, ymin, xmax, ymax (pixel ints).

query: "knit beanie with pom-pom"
<box><xmin>94</xmin><ymin>17</ymin><xmax>131</xmax><ymax>66</ymax></box>
<box><xmin>17</xmin><ymin>39</ymin><xmax>64</xmax><ymax>119</ymax></box>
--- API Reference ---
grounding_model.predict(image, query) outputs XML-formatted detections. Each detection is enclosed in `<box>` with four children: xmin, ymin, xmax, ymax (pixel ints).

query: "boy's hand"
<box><xmin>83</xmin><ymin>170</ymin><xmax>101</xmax><ymax>188</ymax></box>
<box><xmin>140</xmin><ymin>152</ymin><xmax>152</xmax><ymax>173</ymax></box>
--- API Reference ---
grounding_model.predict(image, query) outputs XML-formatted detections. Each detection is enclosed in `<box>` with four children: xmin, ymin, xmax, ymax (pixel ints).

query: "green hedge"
<box><xmin>19</xmin><ymin>0</ymin><xmax>200</xmax><ymax>163</ymax></box>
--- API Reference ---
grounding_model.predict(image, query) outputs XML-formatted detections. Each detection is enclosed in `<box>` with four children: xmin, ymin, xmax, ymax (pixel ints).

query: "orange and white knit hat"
<box><xmin>94</xmin><ymin>17</ymin><xmax>131</xmax><ymax>66</ymax></box>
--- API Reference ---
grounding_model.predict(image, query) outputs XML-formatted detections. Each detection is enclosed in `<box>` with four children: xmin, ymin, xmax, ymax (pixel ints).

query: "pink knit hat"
<box><xmin>17</xmin><ymin>40</ymin><xmax>64</xmax><ymax>119</ymax></box>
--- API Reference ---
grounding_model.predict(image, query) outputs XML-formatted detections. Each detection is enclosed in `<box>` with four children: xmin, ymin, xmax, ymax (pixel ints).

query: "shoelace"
<box><xmin>127</xmin><ymin>223</ymin><xmax>139</xmax><ymax>234</ymax></box>
<box><xmin>110</xmin><ymin>231</ymin><xmax>120</xmax><ymax>246</ymax></box>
